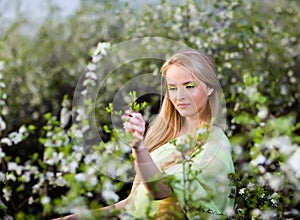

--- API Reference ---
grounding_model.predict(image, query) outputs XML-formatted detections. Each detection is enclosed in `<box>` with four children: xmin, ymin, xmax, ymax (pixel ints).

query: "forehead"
<box><xmin>165</xmin><ymin>64</ymin><xmax>196</xmax><ymax>83</ymax></box>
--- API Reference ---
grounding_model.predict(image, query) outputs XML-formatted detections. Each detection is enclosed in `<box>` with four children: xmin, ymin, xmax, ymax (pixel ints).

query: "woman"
<box><xmin>58</xmin><ymin>49</ymin><xmax>235</xmax><ymax>219</ymax></box>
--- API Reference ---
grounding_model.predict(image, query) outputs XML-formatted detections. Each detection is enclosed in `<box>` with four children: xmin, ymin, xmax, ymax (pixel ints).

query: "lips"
<box><xmin>177</xmin><ymin>103</ymin><xmax>190</xmax><ymax>108</ymax></box>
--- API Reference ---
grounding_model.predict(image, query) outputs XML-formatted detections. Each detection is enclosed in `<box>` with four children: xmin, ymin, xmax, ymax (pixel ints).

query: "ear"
<box><xmin>207</xmin><ymin>87</ymin><xmax>214</xmax><ymax>97</ymax></box>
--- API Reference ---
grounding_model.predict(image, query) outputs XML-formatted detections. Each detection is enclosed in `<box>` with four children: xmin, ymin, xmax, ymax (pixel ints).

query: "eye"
<box><xmin>185</xmin><ymin>83</ymin><xmax>197</xmax><ymax>89</ymax></box>
<box><xmin>168</xmin><ymin>86</ymin><xmax>177</xmax><ymax>91</ymax></box>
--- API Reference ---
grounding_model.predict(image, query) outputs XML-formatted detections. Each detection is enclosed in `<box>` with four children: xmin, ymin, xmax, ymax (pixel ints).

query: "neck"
<box><xmin>180</xmin><ymin>116</ymin><xmax>201</xmax><ymax>136</ymax></box>
<box><xmin>180</xmin><ymin>108</ymin><xmax>211</xmax><ymax>136</ymax></box>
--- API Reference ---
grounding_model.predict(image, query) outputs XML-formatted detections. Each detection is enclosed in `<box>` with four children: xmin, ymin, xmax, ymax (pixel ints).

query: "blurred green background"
<box><xmin>0</xmin><ymin>0</ymin><xmax>299</xmax><ymax>219</ymax></box>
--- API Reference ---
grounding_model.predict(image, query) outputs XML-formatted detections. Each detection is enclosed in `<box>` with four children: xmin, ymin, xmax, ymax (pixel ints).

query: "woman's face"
<box><xmin>165</xmin><ymin>64</ymin><xmax>212</xmax><ymax>119</ymax></box>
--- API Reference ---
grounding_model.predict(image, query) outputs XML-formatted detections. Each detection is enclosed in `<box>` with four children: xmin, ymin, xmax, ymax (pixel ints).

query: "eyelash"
<box><xmin>186</xmin><ymin>84</ymin><xmax>196</xmax><ymax>89</ymax></box>
<box><xmin>168</xmin><ymin>84</ymin><xmax>197</xmax><ymax>91</ymax></box>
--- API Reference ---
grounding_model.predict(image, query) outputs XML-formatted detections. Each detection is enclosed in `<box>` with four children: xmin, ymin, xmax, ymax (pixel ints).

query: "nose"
<box><xmin>176</xmin><ymin>86</ymin><xmax>187</xmax><ymax>101</ymax></box>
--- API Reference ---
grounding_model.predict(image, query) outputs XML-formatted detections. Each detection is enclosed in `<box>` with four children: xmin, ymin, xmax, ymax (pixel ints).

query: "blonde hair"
<box><xmin>144</xmin><ymin>49</ymin><xmax>226</xmax><ymax>152</ymax></box>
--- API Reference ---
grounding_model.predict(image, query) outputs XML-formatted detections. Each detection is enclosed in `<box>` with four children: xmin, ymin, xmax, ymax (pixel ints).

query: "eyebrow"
<box><xmin>167</xmin><ymin>81</ymin><xmax>197</xmax><ymax>86</ymax></box>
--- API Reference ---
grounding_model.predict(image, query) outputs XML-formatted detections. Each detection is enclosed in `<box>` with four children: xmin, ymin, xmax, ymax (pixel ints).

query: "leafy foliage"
<box><xmin>0</xmin><ymin>0</ymin><xmax>299</xmax><ymax>219</ymax></box>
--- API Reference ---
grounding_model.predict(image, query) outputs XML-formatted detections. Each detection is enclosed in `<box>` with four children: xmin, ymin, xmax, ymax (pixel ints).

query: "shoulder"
<box><xmin>192</xmin><ymin>126</ymin><xmax>233</xmax><ymax>169</ymax></box>
<box><xmin>205</xmin><ymin>126</ymin><xmax>231</xmax><ymax>151</ymax></box>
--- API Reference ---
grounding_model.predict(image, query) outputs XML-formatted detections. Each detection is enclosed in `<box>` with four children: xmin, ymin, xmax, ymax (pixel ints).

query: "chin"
<box><xmin>178</xmin><ymin>111</ymin><xmax>197</xmax><ymax>118</ymax></box>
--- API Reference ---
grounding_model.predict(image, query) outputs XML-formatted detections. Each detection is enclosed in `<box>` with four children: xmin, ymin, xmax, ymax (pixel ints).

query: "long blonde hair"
<box><xmin>144</xmin><ymin>49</ymin><xmax>225</xmax><ymax>152</ymax></box>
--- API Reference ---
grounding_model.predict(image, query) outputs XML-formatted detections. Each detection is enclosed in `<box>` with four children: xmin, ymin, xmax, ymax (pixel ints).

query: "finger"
<box><xmin>122</xmin><ymin>115</ymin><xmax>131</xmax><ymax>122</ymax></box>
<box><xmin>130</xmin><ymin>114</ymin><xmax>146</xmax><ymax>126</ymax></box>
<box><xmin>132</xmin><ymin>131</ymin><xmax>144</xmax><ymax>141</ymax></box>
<box><xmin>125</xmin><ymin>109</ymin><xmax>135</xmax><ymax>116</ymax></box>
<box><xmin>131</xmin><ymin>112</ymin><xmax>143</xmax><ymax>120</ymax></box>
<box><xmin>123</xmin><ymin>122</ymin><xmax>132</xmax><ymax>129</ymax></box>
<box><xmin>129</xmin><ymin>117</ymin><xmax>142</xmax><ymax>125</ymax></box>
<box><xmin>129</xmin><ymin>123</ymin><xmax>145</xmax><ymax>134</ymax></box>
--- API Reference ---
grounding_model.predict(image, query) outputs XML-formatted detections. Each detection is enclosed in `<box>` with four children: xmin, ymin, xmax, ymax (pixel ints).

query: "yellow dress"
<box><xmin>124</xmin><ymin>126</ymin><xmax>235</xmax><ymax>219</ymax></box>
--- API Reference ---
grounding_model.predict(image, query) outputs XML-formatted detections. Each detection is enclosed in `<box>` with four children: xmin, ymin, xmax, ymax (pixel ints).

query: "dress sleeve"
<box><xmin>165</xmin><ymin>127</ymin><xmax>235</xmax><ymax>219</ymax></box>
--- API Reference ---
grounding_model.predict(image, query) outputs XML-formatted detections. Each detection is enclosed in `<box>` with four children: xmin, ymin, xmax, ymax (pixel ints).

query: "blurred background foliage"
<box><xmin>0</xmin><ymin>0</ymin><xmax>299</xmax><ymax>219</ymax></box>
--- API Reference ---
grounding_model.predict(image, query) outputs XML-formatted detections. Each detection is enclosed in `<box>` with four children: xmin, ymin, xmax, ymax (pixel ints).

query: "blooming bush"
<box><xmin>0</xmin><ymin>0</ymin><xmax>299</xmax><ymax>219</ymax></box>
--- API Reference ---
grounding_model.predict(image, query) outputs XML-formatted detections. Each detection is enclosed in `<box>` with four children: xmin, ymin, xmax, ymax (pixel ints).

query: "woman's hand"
<box><xmin>52</xmin><ymin>214</ymin><xmax>79</xmax><ymax>220</ymax></box>
<box><xmin>122</xmin><ymin>110</ymin><xmax>146</xmax><ymax>146</ymax></box>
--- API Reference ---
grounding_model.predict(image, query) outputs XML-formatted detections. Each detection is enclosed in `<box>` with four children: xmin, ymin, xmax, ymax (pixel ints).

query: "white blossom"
<box><xmin>225</xmin><ymin>205</ymin><xmax>235</xmax><ymax>217</ymax></box>
<box><xmin>28</xmin><ymin>196</ymin><xmax>34</xmax><ymax>205</ymax></box>
<box><xmin>83</xmin><ymin>78</ymin><xmax>96</xmax><ymax>87</ymax></box>
<box><xmin>41</xmin><ymin>196</ymin><xmax>50</xmax><ymax>205</ymax></box>
<box><xmin>196</xmin><ymin>127</ymin><xmax>207</xmax><ymax>136</ymax></box>
<box><xmin>18</xmin><ymin>125</ymin><xmax>28</xmax><ymax>135</ymax></box>
<box><xmin>44</xmin><ymin>139</ymin><xmax>54</xmax><ymax>147</ymax></box>
<box><xmin>86</xmin><ymin>63</ymin><xmax>97</xmax><ymax>71</ymax></box>
<box><xmin>102</xmin><ymin>189</ymin><xmax>119</xmax><ymax>203</ymax></box>
<box><xmin>287</xmin><ymin>148</ymin><xmax>300</xmax><ymax>178</ymax></box>
<box><xmin>250</xmin><ymin>154</ymin><xmax>266</xmax><ymax>166</ymax></box>
<box><xmin>251</xmin><ymin>208</ymin><xmax>262</xmax><ymax>217</ymax></box>
<box><xmin>80</xmin><ymin>89</ymin><xmax>87</xmax><ymax>96</ymax></box>
<box><xmin>69</xmin><ymin>161</ymin><xmax>79</xmax><ymax>173</ymax></box>
<box><xmin>261</xmin><ymin>209</ymin><xmax>276</xmax><ymax>220</ymax></box>
<box><xmin>73</xmin><ymin>151</ymin><xmax>83</xmax><ymax>161</ymax></box>
<box><xmin>8</xmin><ymin>132</ymin><xmax>22</xmax><ymax>144</ymax></box>
<box><xmin>239</xmin><ymin>188</ymin><xmax>246</xmax><ymax>195</ymax></box>
<box><xmin>22</xmin><ymin>171</ymin><xmax>31</xmax><ymax>183</ymax></box>
<box><xmin>60</xmin><ymin>108</ymin><xmax>71</xmax><ymax>129</ymax></box>
<box><xmin>75</xmin><ymin>173</ymin><xmax>86</xmax><ymax>182</ymax></box>
<box><xmin>89</xmin><ymin>176</ymin><xmax>98</xmax><ymax>186</ymax></box>
<box><xmin>75</xmin><ymin>109</ymin><xmax>85</xmax><ymax>121</ymax></box>
<box><xmin>86</xmin><ymin>192</ymin><xmax>93</xmax><ymax>197</ymax></box>
<box><xmin>92</xmin><ymin>55</ymin><xmax>102</xmax><ymax>63</ymax></box>
<box><xmin>7</xmin><ymin>162</ymin><xmax>18</xmax><ymax>171</ymax></box>
<box><xmin>32</xmin><ymin>183</ymin><xmax>42</xmax><ymax>194</ymax></box>
<box><xmin>4</xmin><ymin>216</ymin><xmax>14</xmax><ymax>220</ymax></box>
<box><xmin>119</xmin><ymin>141</ymin><xmax>131</xmax><ymax>154</ymax></box>
<box><xmin>0</xmin><ymin>172</ymin><xmax>5</xmax><ymax>181</ymax></box>
<box><xmin>1</xmin><ymin>138</ymin><xmax>12</xmax><ymax>146</ymax></box>
<box><xmin>85</xmin><ymin>71</ymin><xmax>98</xmax><ymax>80</ymax></box>
<box><xmin>6</xmin><ymin>173</ymin><xmax>16</xmax><ymax>181</ymax></box>
<box><xmin>74</xmin><ymin>129</ymin><xmax>84</xmax><ymax>138</ymax></box>
<box><xmin>71</xmin><ymin>205</ymin><xmax>92</xmax><ymax>217</ymax></box>
<box><xmin>0</xmin><ymin>116</ymin><xmax>6</xmax><ymax>131</ymax></box>
<box><xmin>0</xmin><ymin>61</ymin><xmax>4</xmax><ymax>71</ymax></box>
<box><xmin>117</xmin><ymin>212</ymin><xmax>132</xmax><ymax>220</ymax></box>
<box><xmin>264</xmin><ymin>172</ymin><xmax>282</xmax><ymax>191</ymax></box>
<box><xmin>93</xmin><ymin>42</ymin><xmax>111</xmax><ymax>57</ymax></box>
<box><xmin>0</xmin><ymin>147</ymin><xmax>5</xmax><ymax>158</ymax></box>
<box><xmin>233</xmin><ymin>145</ymin><xmax>243</xmax><ymax>156</ymax></box>
<box><xmin>0</xmin><ymin>82</ymin><xmax>6</xmax><ymax>88</ymax></box>
<box><xmin>257</xmin><ymin>106</ymin><xmax>268</xmax><ymax>120</ymax></box>
<box><xmin>55</xmin><ymin>176</ymin><xmax>67</xmax><ymax>187</ymax></box>
<box><xmin>25</xmin><ymin>164</ymin><xmax>39</xmax><ymax>175</ymax></box>
<box><xmin>102</xmin><ymin>181</ymin><xmax>119</xmax><ymax>202</ymax></box>
<box><xmin>265</xmin><ymin>136</ymin><xmax>296</xmax><ymax>155</ymax></box>
<box><xmin>243</xmin><ymin>86</ymin><xmax>257</xmax><ymax>98</ymax></box>
<box><xmin>87</xmin><ymin>167</ymin><xmax>96</xmax><ymax>176</ymax></box>
<box><xmin>46</xmin><ymin>171</ymin><xmax>54</xmax><ymax>180</ymax></box>
<box><xmin>3</xmin><ymin>188</ymin><xmax>11</xmax><ymax>201</ymax></box>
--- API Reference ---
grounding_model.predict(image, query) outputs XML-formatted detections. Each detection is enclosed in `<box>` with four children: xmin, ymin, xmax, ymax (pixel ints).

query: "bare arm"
<box><xmin>132</xmin><ymin>144</ymin><xmax>173</xmax><ymax>199</ymax></box>
<box><xmin>123</xmin><ymin>110</ymin><xmax>173</xmax><ymax>200</ymax></box>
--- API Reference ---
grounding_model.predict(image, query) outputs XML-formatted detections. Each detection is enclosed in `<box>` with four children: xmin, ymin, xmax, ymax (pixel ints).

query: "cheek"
<box><xmin>191</xmin><ymin>89</ymin><xmax>207</xmax><ymax>104</ymax></box>
<box><xmin>167</xmin><ymin>92</ymin><xmax>176</xmax><ymax>103</ymax></box>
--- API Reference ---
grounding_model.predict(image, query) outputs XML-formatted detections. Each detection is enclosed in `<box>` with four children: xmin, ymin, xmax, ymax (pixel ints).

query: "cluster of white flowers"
<box><xmin>1</xmin><ymin>125</ymin><xmax>30</xmax><ymax>146</ymax></box>
<box><xmin>0</xmin><ymin>61</ymin><xmax>8</xmax><ymax>139</ymax></box>
<box><xmin>101</xmin><ymin>180</ymin><xmax>119</xmax><ymax>203</ymax></box>
<box><xmin>44</xmin><ymin>121</ymin><xmax>70</xmax><ymax>148</ymax></box>
<box><xmin>81</xmin><ymin>42</ymin><xmax>111</xmax><ymax>96</ymax></box>
<box><xmin>92</xmin><ymin>42</ymin><xmax>111</xmax><ymax>63</ymax></box>
<box><xmin>250</xmin><ymin>135</ymin><xmax>300</xmax><ymax>180</ymax></box>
